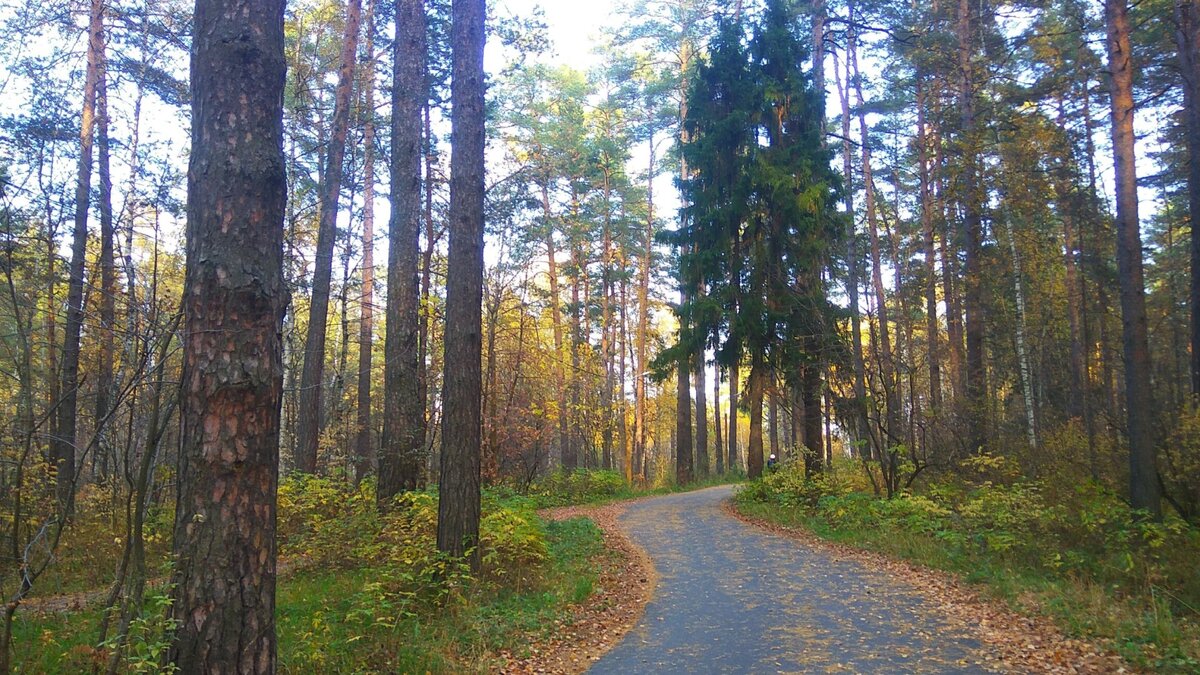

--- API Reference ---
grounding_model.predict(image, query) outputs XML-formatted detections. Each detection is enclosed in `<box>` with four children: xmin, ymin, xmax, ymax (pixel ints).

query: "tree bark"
<box><xmin>634</xmin><ymin>140</ymin><xmax>655</xmax><ymax>481</ymax></box>
<box><xmin>916</xmin><ymin>81</ymin><xmax>942</xmax><ymax>411</ymax></box>
<box><xmin>95</xmin><ymin>42</ymin><xmax>115</xmax><ymax>482</ymax></box>
<box><xmin>852</xmin><ymin>32</ymin><xmax>901</xmax><ymax>450</ymax></box>
<box><xmin>746</xmin><ymin>352</ymin><xmax>765</xmax><ymax>479</ymax></box>
<box><xmin>55</xmin><ymin>0</ymin><xmax>104</xmax><ymax>511</ymax></box>
<box><xmin>693</xmin><ymin>346</ymin><xmax>708</xmax><ymax>477</ymax></box>
<box><xmin>380</xmin><ymin>0</ymin><xmax>427</xmax><ymax>504</ymax></box>
<box><xmin>438</xmin><ymin>0</ymin><xmax>487</xmax><ymax>565</ymax></box>
<box><xmin>833</xmin><ymin>24</ymin><xmax>869</xmax><ymax>457</ymax></box>
<box><xmin>1175</xmin><ymin>0</ymin><xmax>1200</xmax><ymax>397</ymax></box>
<box><xmin>295</xmin><ymin>0</ymin><xmax>363</xmax><ymax>473</ymax></box>
<box><xmin>957</xmin><ymin>0</ymin><xmax>988</xmax><ymax>452</ymax></box>
<box><xmin>542</xmin><ymin>185</ymin><xmax>570</xmax><ymax>470</ymax></box>
<box><xmin>676</xmin><ymin>302</ymin><xmax>694</xmax><ymax>485</ymax></box>
<box><xmin>355</xmin><ymin>0</ymin><xmax>378</xmax><ymax>483</ymax></box>
<box><xmin>728</xmin><ymin>359</ymin><xmax>739</xmax><ymax>472</ymax></box>
<box><xmin>169</xmin><ymin>0</ymin><xmax>287</xmax><ymax>669</ymax></box>
<box><xmin>1106</xmin><ymin>0</ymin><xmax>1162</xmax><ymax>518</ymax></box>
<box><xmin>713</xmin><ymin>363</ymin><xmax>724</xmax><ymax>474</ymax></box>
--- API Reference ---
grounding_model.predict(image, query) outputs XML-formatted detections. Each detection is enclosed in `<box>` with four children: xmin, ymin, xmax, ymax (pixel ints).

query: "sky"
<box><xmin>494</xmin><ymin>0</ymin><xmax>613</xmax><ymax>71</ymax></box>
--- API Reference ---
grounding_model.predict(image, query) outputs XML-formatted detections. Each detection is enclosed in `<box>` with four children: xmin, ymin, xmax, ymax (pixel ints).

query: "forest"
<box><xmin>1</xmin><ymin>0</ymin><xmax>1199</xmax><ymax>671</ymax></box>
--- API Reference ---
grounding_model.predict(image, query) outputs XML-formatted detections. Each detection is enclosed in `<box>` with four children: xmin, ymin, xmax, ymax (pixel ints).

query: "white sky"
<box><xmin>494</xmin><ymin>0</ymin><xmax>613</xmax><ymax>71</ymax></box>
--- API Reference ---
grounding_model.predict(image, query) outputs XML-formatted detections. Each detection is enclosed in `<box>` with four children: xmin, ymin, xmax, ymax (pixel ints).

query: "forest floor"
<box><xmin>580</xmin><ymin>485</ymin><xmax>1130</xmax><ymax>674</ymax></box>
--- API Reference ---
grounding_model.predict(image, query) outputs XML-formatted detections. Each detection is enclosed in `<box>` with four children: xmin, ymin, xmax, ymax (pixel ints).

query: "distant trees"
<box><xmin>675</xmin><ymin>0</ymin><xmax>839</xmax><ymax>480</ymax></box>
<box><xmin>168</xmin><ymin>0</ymin><xmax>288</xmax><ymax>669</ymax></box>
<box><xmin>294</xmin><ymin>0</ymin><xmax>363</xmax><ymax>474</ymax></box>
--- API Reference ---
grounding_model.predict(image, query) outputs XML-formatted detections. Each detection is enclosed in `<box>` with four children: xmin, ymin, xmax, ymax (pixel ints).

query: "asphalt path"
<box><xmin>589</xmin><ymin>485</ymin><xmax>991</xmax><ymax>674</ymax></box>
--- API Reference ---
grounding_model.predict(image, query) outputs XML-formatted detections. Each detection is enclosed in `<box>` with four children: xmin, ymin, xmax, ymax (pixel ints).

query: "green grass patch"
<box><xmin>519</xmin><ymin>468</ymin><xmax>745</xmax><ymax>508</ymax></box>
<box><xmin>12</xmin><ymin>512</ymin><xmax>606</xmax><ymax>674</ymax></box>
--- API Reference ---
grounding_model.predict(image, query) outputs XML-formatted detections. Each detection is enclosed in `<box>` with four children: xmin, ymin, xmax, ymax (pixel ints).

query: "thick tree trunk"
<box><xmin>169</xmin><ymin>0</ymin><xmax>287</xmax><ymax>669</ymax></box>
<box><xmin>567</xmin><ymin>238</ymin><xmax>584</xmax><ymax>470</ymax></box>
<box><xmin>438</xmin><ymin>0</ymin><xmax>487</xmax><ymax>565</ymax></box>
<box><xmin>1106</xmin><ymin>0</ymin><xmax>1162</xmax><ymax>518</ymax></box>
<box><xmin>355</xmin><ymin>0</ymin><xmax>377</xmax><ymax>483</ymax></box>
<box><xmin>803</xmin><ymin>363</ymin><xmax>823</xmax><ymax>476</ymax></box>
<box><xmin>634</xmin><ymin>144</ymin><xmax>655</xmax><ymax>482</ymax></box>
<box><xmin>768</xmin><ymin>387</ymin><xmax>779</xmax><ymax>459</ymax></box>
<box><xmin>55</xmin><ymin>0</ymin><xmax>104</xmax><ymax>511</ymax></box>
<box><xmin>380</xmin><ymin>0</ymin><xmax>427</xmax><ymax>504</ymax></box>
<box><xmin>295</xmin><ymin>0</ymin><xmax>363</xmax><ymax>473</ymax></box>
<box><xmin>601</xmin><ymin>207</ymin><xmax>615</xmax><ymax>472</ymax></box>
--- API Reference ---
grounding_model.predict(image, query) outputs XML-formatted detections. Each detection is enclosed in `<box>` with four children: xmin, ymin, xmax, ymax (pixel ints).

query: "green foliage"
<box><xmin>735</xmin><ymin>461</ymin><xmax>1200</xmax><ymax>670</ymax></box>
<box><xmin>101</xmin><ymin>589</ymin><xmax>180</xmax><ymax>674</ymax></box>
<box><xmin>1163</xmin><ymin>404</ymin><xmax>1200</xmax><ymax>524</ymax></box>
<box><xmin>525</xmin><ymin>469</ymin><xmax>631</xmax><ymax>507</ymax></box>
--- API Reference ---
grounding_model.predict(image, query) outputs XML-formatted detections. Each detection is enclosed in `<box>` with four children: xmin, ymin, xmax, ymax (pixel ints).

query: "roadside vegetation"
<box><xmin>13</xmin><ymin>469</ymin><xmax>721</xmax><ymax>672</ymax></box>
<box><xmin>735</xmin><ymin>455</ymin><xmax>1200</xmax><ymax>672</ymax></box>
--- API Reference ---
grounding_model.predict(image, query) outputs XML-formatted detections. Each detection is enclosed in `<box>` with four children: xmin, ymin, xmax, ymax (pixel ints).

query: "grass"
<box><xmin>523</xmin><ymin>468</ymin><xmax>745</xmax><ymax>509</ymax></box>
<box><xmin>11</xmin><ymin>515</ymin><xmax>606</xmax><ymax>674</ymax></box>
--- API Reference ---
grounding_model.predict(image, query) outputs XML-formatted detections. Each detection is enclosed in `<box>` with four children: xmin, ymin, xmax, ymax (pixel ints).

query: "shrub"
<box><xmin>528</xmin><ymin>469</ymin><xmax>628</xmax><ymax>506</ymax></box>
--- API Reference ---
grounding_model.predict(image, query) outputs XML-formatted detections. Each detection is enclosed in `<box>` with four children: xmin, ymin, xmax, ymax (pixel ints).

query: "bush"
<box><xmin>527</xmin><ymin>469</ymin><xmax>629</xmax><ymax>507</ymax></box>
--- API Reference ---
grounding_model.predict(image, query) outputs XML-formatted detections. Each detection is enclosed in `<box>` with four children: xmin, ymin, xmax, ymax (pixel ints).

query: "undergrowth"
<box><xmin>14</xmin><ymin>475</ymin><xmax>608</xmax><ymax>673</ymax></box>
<box><xmin>734</xmin><ymin>457</ymin><xmax>1200</xmax><ymax>672</ymax></box>
<box><xmin>520</xmin><ymin>467</ymin><xmax>744</xmax><ymax>508</ymax></box>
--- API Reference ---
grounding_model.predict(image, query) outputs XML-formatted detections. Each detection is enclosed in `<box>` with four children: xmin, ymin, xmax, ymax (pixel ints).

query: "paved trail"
<box><xmin>590</xmin><ymin>485</ymin><xmax>990</xmax><ymax>674</ymax></box>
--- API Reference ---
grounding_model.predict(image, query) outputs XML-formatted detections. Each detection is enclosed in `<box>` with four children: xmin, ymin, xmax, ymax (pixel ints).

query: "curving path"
<box><xmin>590</xmin><ymin>485</ymin><xmax>991</xmax><ymax>674</ymax></box>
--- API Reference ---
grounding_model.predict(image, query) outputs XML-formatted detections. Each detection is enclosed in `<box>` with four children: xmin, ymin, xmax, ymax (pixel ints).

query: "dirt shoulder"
<box><xmin>727</xmin><ymin>500</ymin><xmax>1133</xmax><ymax>674</ymax></box>
<box><xmin>497</xmin><ymin>501</ymin><xmax>656</xmax><ymax>674</ymax></box>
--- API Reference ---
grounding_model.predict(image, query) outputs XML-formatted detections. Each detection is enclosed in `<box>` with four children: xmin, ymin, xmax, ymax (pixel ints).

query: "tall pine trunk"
<box><xmin>380</xmin><ymin>0</ymin><xmax>427</xmax><ymax>503</ymax></box>
<box><xmin>1106</xmin><ymin>0</ymin><xmax>1162</xmax><ymax>518</ymax></box>
<box><xmin>957</xmin><ymin>0</ymin><xmax>988</xmax><ymax>452</ymax></box>
<box><xmin>438</xmin><ymin>0</ymin><xmax>487</xmax><ymax>565</ymax></box>
<box><xmin>1175</xmin><ymin>0</ymin><xmax>1200</xmax><ymax>397</ymax></box>
<box><xmin>56</xmin><ymin>0</ymin><xmax>104</xmax><ymax>511</ymax></box>
<box><xmin>355</xmin><ymin>0</ymin><xmax>377</xmax><ymax>483</ymax></box>
<box><xmin>295</xmin><ymin>0</ymin><xmax>363</xmax><ymax>473</ymax></box>
<box><xmin>834</xmin><ymin>23</ymin><xmax>869</xmax><ymax>457</ymax></box>
<box><xmin>916</xmin><ymin>81</ymin><xmax>942</xmax><ymax>411</ymax></box>
<box><xmin>169</xmin><ymin>0</ymin><xmax>287</xmax><ymax>668</ymax></box>
<box><xmin>95</xmin><ymin>43</ymin><xmax>115</xmax><ymax>482</ymax></box>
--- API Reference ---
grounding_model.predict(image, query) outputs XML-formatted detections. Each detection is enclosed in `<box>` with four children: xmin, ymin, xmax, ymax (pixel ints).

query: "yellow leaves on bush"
<box><xmin>530</xmin><ymin>469</ymin><xmax>627</xmax><ymax>506</ymax></box>
<box><xmin>480</xmin><ymin>504</ymin><xmax>548</xmax><ymax>590</ymax></box>
<box><xmin>277</xmin><ymin>474</ymin><xmax>554</xmax><ymax>620</ymax></box>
